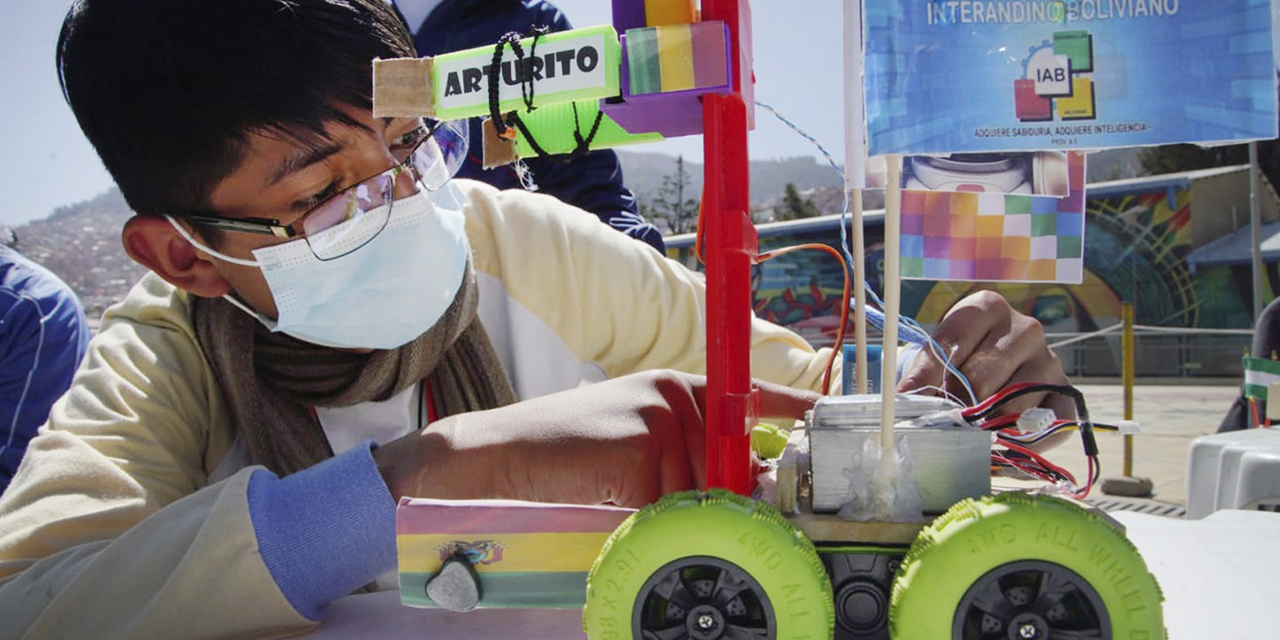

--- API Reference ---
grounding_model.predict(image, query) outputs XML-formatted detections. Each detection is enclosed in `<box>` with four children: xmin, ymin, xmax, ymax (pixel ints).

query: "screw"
<box><xmin>697</xmin><ymin>614</ymin><xmax>716</xmax><ymax>630</ymax></box>
<box><xmin>1019</xmin><ymin>623</ymin><xmax>1038</xmax><ymax>639</ymax></box>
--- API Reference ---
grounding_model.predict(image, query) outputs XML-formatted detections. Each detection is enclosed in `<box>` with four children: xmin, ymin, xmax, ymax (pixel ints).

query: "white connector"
<box><xmin>1117</xmin><ymin>420</ymin><xmax>1141</xmax><ymax>435</ymax></box>
<box><xmin>1016</xmin><ymin>407</ymin><xmax>1056</xmax><ymax>434</ymax></box>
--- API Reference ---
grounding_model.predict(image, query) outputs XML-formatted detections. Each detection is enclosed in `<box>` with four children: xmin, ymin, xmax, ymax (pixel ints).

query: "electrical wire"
<box><xmin>902</xmin><ymin>384</ymin><xmax>968</xmax><ymax>407</ymax></box>
<box><xmin>757</xmin><ymin>243</ymin><xmax>851</xmax><ymax>393</ymax></box>
<box><xmin>753</xmin><ymin>100</ymin><xmax>977</xmax><ymax>402</ymax></box>
<box><xmin>968</xmin><ymin>381</ymin><xmax>1103</xmax><ymax>497</ymax></box>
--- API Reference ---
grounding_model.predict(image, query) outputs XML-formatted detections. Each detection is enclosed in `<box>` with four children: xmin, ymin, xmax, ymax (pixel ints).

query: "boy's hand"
<box><xmin>897</xmin><ymin>290</ymin><xmax>1074</xmax><ymax>418</ymax></box>
<box><xmin>375</xmin><ymin>370</ymin><xmax>819</xmax><ymax>507</ymax></box>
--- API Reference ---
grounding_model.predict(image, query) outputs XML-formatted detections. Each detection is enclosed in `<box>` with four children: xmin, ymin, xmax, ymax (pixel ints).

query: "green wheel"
<box><xmin>889</xmin><ymin>492</ymin><xmax>1165</xmax><ymax>640</ymax></box>
<box><xmin>584</xmin><ymin>489</ymin><xmax>834</xmax><ymax>640</ymax></box>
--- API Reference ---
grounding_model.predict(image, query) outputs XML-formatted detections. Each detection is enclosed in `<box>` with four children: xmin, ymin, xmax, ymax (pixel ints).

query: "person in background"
<box><xmin>0</xmin><ymin>226</ymin><xmax>92</xmax><ymax>494</ymax></box>
<box><xmin>393</xmin><ymin>0</ymin><xmax>667</xmax><ymax>252</ymax></box>
<box><xmin>1219</xmin><ymin>296</ymin><xmax>1280</xmax><ymax>431</ymax></box>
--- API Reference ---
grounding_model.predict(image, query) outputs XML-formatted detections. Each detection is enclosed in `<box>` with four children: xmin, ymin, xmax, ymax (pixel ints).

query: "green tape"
<box><xmin>400</xmin><ymin>571</ymin><xmax>588</xmax><ymax>609</ymax></box>
<box><xmin>511</xmin><ymin>99</ymin><xmax>664</xmax><ymax>156</ymax></box>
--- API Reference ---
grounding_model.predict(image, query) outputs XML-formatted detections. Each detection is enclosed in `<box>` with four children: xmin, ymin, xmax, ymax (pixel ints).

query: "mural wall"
<box><xmin>668</xmin><ymin>180</ymin><xmax>1265</xmax><ymax>375</ymax></box>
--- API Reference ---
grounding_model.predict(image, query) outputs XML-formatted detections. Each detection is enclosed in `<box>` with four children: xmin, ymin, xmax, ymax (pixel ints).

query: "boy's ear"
<box><xmin>122</xmin><ymin>216</ymin><xmax>232</xmax><ymax>298</ymax></box>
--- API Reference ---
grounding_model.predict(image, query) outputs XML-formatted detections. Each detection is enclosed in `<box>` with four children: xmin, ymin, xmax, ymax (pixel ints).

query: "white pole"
<box><xmin>1251</xmin><ymin>142</ymin><xmax>1264</xmax><ymax>323</ymax></box>
<box><xmin>881</xmin><ymin>155</ymin><xmax>903</xmax><ymax>449</ymax></box>
<box><xmin>844</xmin><ymin>0</ymin><xmax>868</xmax><ymax>394</ymax></box>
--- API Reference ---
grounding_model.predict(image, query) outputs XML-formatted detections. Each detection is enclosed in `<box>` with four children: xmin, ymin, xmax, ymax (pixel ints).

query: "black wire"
<box><xmin>507</xmin><ymin>113</ymin><xmax>551</xmax><ymax>157</ymax></box>
<box><xmin>569</xmin><ymin>102</ymin><xmax>606</xmax><ymax>157</ymax></box>
<box><xmin>521</xmin><ymin>26</ymin><xmax>548</xmax><ymax>112</ymax></box>
<box><xmin>487</xmin><ymin>31</ymin><xmax>525</xmax><ymax>137</ymax></box>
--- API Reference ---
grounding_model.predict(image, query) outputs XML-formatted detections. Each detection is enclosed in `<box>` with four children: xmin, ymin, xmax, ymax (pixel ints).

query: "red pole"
<box><xmin>701</xmin><ymin>0</ymin><xmax>757</xmax><ymax>495</ymax></box>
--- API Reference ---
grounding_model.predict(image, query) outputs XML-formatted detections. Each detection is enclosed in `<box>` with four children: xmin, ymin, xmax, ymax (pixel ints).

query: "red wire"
<box><xmin>978</xmin><ymin>413</ymin><xmax>1020</xmax><ymax>431</ymax></box>
<box><xmin>992</xmin><ymin>452</ymin><xmax>1056</xmax><ymax>483</ymax></box>
<box><xmin>1076</xmin><ymin>457</ymin><xmax>1097</xmax><ymax>499</ymax></box>
<box><xmin>962</xmin><ymin>381</ymin><xmax>1041</xmax><ymax>418</ymax></box>
<box><xmin>998</xmin><ymin>439</ymin><xmax>1078</xmax><ymax>486</ymax></box>
<box><xmin>757</xmin><ymin>243</ymin><xmax>851</xmax><ymax>393</ymax></box>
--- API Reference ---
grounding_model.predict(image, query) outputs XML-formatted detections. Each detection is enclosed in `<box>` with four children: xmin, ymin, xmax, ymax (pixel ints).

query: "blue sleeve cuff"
<box><xmin>246</xmin><ymin>442</ymin><xmax>397</xmax><ymax>620</ymax></box>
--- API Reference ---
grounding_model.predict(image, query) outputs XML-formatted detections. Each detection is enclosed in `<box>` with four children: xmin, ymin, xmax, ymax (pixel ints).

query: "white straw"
<box><xmin>844</xmin><ymin>0</ymin><xmax>868</xmax><ymax>395</ymax></box>
<box><xmin>880</xmin><ymin>155</ymin><xmax>903</xmax><ymax>450</ymax></box>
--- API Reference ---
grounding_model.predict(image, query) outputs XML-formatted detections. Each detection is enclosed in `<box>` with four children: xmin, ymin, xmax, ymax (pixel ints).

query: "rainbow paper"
<box><xmin>624</xmin><ymin>22</ymin><xmax>730</xmax><ymax>97</ymax></box>
<box><xmin>397</xmin><ymin>498</ymin><xmax>633</xmax><ymax>609</ymax></box>
<box><xmin>901</xmin><ymin>151</ymin><xmax>1087</xmax><ymax>283</ymax></box>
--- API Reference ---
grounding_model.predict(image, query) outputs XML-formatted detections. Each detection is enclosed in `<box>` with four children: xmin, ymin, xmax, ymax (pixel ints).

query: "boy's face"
<box><xmin>189</xmin><ymin>107</ymin><xmax>424</xmax><ymax>319</ymax></box>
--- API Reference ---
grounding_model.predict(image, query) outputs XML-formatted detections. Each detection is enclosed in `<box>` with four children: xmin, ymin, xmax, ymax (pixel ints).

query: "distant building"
<box><xmin>667</xmin><ymin>165</ymin><xmax>1279</xmax><ymax>378</ymax></box>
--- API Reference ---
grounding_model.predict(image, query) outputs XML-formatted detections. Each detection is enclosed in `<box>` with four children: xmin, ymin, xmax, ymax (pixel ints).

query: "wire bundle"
<box><xmin>965</xmin><ymin>382</ymin><xmax>1106</xmax><ymax>498</ymax></box>
<box><xmin>745</xmin><ymin>103</ymin><xmax>1104</xmax><ymax>497</ymax></box>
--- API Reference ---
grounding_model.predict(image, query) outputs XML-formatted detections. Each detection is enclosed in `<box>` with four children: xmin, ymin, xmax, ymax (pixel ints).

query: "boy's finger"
<box><xmin>753</xmin><ymin>379</ymin><xmax>821</xmax><ymax>419</ymax></box>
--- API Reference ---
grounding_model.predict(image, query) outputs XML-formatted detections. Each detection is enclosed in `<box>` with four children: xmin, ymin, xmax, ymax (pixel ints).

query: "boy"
<box><xmin>0</xmin><ymin>0</ymin><xmax>1068</xmax><ymax>637</ymax></box>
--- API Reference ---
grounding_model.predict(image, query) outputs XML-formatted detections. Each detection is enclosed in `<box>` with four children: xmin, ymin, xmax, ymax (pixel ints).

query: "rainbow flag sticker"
<box><xmin>624</xmin><ymin>21</ymin><xmax>730</xmax><ymax>97</ymax></box>
<box><xmin>397</xmin><ymin>498</ymin><xmax>633</xmax><ymax>609</ymax></box>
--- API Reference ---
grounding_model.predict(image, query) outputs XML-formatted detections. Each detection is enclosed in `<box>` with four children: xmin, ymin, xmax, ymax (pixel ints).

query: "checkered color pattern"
<box><xmin>900</xmin><ymin>151</ymin><xmax>1086</xmax><ymax>283</ymax></box>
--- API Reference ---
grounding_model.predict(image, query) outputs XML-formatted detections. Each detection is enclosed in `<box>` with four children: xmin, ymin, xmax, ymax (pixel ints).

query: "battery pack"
<box><xmin>808</xmin><ymin>394</ymin><xmax>992</xmax><ymax>515</ymax></box>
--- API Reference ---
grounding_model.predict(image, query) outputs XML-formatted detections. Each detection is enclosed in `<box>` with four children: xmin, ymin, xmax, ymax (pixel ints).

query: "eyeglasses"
<box><xmin>183</xmin><ymin>118</ymin><xmax>469</xmax><ymax>260</ymax></box>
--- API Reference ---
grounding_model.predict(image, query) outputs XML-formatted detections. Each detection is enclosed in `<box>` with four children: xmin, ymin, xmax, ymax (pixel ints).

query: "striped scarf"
<box><xmin>192</xmin><ymin>261</ymin><xmax>516</xmax><ymax>477</ymax></box>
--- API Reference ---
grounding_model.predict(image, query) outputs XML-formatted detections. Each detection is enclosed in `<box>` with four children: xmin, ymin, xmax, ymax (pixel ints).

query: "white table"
<box><xmin>311</xmin><ymin>509</ymin><xmax>1280</xmax><ymax>639</ymax></box>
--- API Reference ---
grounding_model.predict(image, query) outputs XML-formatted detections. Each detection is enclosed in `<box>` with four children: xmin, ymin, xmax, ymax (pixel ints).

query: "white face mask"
<box><xmin>169</xmin><ymin>182</ymin><xmax>470</xmax><ymax>350</ymax></box>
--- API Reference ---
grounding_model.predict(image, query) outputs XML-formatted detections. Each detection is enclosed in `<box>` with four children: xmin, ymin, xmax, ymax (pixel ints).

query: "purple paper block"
<box><xmin>600</xmin><ymin>93</ymin><xmax>705</xmax><ymax>137</ymax></box>
<box><xmin>902</xmin><ymin>213</ymin><xmax>924</xmax><ymax>235</ymax></box>
<box><xmin>950</xmin><ymin>260</ymin><xmax>976</xmax><ymax>280</ymax></box>
<box><xmin>924</xmin><ymin>236</ymin><xmax>951</xmax><ymax>259</ymax></box>
<box><xmin>607</xmin><ymin>25</ymin><xmax>734</xmax><ymax>138</ymax></box>
<box><xmin>613</xmin><ymin>0</ymin><xmax>648</xmax><ymax>33</ymax></box>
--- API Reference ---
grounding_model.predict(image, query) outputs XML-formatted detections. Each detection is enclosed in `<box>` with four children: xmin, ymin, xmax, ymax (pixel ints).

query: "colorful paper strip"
<box><xmin>901</xmin><ymin>152</ymin><xmax>1087</xmax><ymax>284</ymax></box>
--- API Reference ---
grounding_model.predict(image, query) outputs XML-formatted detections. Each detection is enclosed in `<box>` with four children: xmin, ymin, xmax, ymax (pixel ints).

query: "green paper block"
<box><xmin>1053</xmin><ymin>31</ymin><xmax>1093</xmax><ymax>73</ymax></box>
<box><xmin>626</xmin><ymin>28</ymin><xmax>662</xmax><ymax>96</ymax></box>
<box><xmin>1056</xmin><ymin>234</ymin><xmax>1082</xmax><ymax>258</ymax></box>
<box><xmin>431</xmin><ymin>25</ymin><xmax>621</xmax><ymax>121</ymax></box>
<box><xmin>1004</xmin><ymin>195</ymin><xmax>1032</xmax><ymax>214</ymax></box>
<box><xmin>901</xmin><ymin>256</ymin><xmax>925</xmax><ymax>278</ymax></box>
<box><xmin>511</xmin><ymin>99</ymin><xmax>665</xmax><ymax>157</ymax></box>
<box><xmin>1031</xmin><ymin>213</ymin><xmax>1057</xmax><ymax>236</ymax></box>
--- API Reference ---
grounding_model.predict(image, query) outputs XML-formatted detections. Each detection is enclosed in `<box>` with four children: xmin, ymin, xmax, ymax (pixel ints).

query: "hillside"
<box><xmin>616</xmin><ymin>151</ymin><xmax>845</xmax><ymax>209</ymax></box>
<box><xmin>10</xmin><ymin>188</ymin><xmax>148</xmax><ymax>318</ymax></box>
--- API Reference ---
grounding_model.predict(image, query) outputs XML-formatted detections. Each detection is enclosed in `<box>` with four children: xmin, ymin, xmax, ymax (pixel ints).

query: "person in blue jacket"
<box><xmin>393</xmin><ymin>0</ymin><xmax>666</xmax><ymax>252</ymax></box>
<box><xmin>0</xmin><ymin>228</ymin><xmax>92</xmax><ymax>494</ymax></box>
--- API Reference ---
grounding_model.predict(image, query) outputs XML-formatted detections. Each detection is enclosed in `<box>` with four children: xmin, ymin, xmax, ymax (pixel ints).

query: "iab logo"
<box><xmin>1015</xmin><ymin>31</ymin><xmax>1096</xmax><ymax>122</ymax></box>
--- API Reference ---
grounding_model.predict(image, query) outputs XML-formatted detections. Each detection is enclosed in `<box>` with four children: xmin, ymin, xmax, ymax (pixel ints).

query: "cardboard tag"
<box><xmin>372</xmin><ymin>57</ymin><xmax>435</xmax><ymax>117</ymax></box>
<box><xmin>481</xmin><ymin>118</ymin><xmax>520</xmax><ymax>169</ymax></box>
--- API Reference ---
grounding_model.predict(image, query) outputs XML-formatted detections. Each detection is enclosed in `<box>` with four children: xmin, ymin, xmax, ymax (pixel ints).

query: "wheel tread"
<box><xmin>888</xmin><ymin>491</ymin><xmax>1166</xmax><ymax>639</ymax></box>
<box><xmin>585</xmin><ymin>488</ymin><xmax>836</xmax><ymax>638</ymax></box>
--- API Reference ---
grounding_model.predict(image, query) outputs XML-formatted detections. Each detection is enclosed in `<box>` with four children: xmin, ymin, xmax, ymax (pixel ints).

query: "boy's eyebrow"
<box><xmin>266</xmin><ymin>142</ymin><xmax>345</xmax><ymax>187</ymax></box>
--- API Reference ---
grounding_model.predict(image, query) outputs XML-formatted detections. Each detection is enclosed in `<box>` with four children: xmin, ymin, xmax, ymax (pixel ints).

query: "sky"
<box><xmin>0</xmin><ymin>0</ymin><xmax>846</xmax><ymax>227</ymax></box>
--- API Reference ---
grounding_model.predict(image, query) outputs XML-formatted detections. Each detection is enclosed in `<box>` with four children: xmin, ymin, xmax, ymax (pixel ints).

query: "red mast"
<box><xmin>700</xmin><ymin>0</ymin><xmax>756</xmax><ymax>495</ymax></box>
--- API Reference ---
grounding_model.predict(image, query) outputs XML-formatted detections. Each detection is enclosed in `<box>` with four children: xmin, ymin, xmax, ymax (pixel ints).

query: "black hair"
<box><xmin>56</xmin><ymin>0</ymin><xmax>415</xmax><ymax>217</ymax></box>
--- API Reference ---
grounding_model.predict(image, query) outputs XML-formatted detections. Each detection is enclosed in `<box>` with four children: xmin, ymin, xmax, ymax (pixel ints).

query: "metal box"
<box><xmin>808</xmin><ymin>394</ymin><xmax>992</xmax><ymax>515</ymax></box>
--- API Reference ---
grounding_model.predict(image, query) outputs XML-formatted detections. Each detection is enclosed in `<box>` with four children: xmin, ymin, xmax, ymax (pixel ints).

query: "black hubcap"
<box><xmin>634</xmin><ymin>556</ymin><xmax>775</xmax><ymax>640</ymax></box>
<box><xmin>954</xmin><ymin>560</ymin><xmax>1110</xmax><ymax>640</ymax></box>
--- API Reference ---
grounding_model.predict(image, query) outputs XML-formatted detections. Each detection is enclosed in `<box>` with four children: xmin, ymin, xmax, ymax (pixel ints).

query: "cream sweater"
<box><xmin>0</xmin><ymin>181</ymin><xmax>830</xmax><ymax>639</ymax></box>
